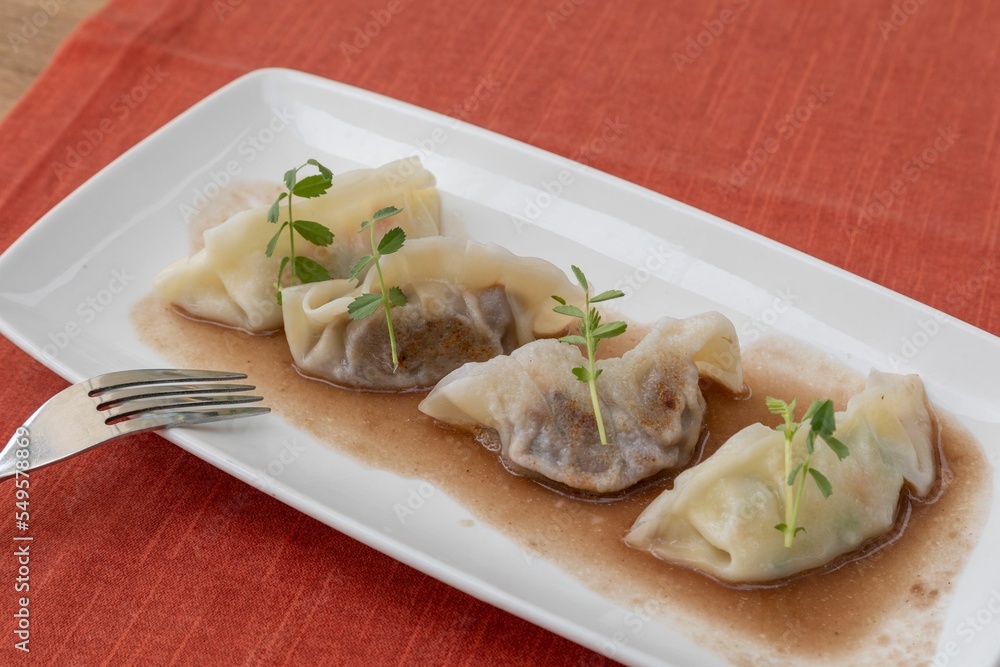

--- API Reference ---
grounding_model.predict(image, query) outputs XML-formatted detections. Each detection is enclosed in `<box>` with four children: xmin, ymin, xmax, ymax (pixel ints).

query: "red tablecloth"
<box><xmin>1</xmin><ymin>0</ymin><xmax>997</xmax><ymax>664</ymax></box>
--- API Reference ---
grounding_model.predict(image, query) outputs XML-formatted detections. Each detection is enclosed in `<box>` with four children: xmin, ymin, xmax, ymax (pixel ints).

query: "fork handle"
<box><xmin>0</xmin><ymin>394</ymin><xmax>65</xmax><ymax>481</ymax></box>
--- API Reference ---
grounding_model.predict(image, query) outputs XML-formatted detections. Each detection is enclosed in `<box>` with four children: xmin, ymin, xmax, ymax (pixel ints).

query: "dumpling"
<box><xmin>281</xmin><ymin>237</ymin><xmax>585</xmax><ymax>391</ymax></box>
<box><xmin>187</xmin><ymin>180</ymin><xmax>284</xmax><ymax>253</ymax></box>
<box><xmin>155</xmin><ymin>158</ymin><xmax>440</xmax><ymax>333</ymax></box>
<box><xmin>625</xmin><ymin>371</ymin><xmax>937</xmax><ymax>584</ymax></box>
<box><xmin>418</xmin><ymin>312</ymin><xmax>744</xmax><ymax>495</ymax></box>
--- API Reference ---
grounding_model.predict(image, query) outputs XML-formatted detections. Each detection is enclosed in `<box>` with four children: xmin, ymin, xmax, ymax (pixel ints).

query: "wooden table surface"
<box><xmin>0</xmin><ymin>0</ymin><xmax>109</xmax><ymax>118</ymax></box>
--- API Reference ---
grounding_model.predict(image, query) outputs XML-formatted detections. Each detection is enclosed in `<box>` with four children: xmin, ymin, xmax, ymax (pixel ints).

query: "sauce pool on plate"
<box><xmin>132</xmin><ymin>295</ymin><xmax>991</xmax><ymax>666</ymax></box>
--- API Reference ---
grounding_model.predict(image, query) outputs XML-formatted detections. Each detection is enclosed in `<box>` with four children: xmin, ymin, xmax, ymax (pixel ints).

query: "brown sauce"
<box><xmin>132</xmin><ymin>296</ymin><xmax>992</xmax><ymax>666</ymax></box>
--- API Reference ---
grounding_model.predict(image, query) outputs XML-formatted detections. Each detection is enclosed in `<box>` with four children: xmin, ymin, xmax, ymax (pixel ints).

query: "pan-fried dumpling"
<box><xmin>418</xmin><ymin>312</ymin><xmax>744</xmax><ymax>494</ymax></box>
<box><xmin>625</xmin><ymin>371</ymin><xmax>937</xmax><ymax>584</ymax></box>
<box><xmin>155</xmin><ymin>158</ymin><xmax>440</xmax><ymax>333</ymax></box>
<box><xmin>281</xmin><ymin>238</ymin><xmax>585</xmax><ymax>391</ymax></box>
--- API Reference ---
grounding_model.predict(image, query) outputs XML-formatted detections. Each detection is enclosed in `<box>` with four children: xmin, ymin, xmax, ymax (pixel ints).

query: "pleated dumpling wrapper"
<box><xmin>155</xmin><ymin>157</ymin><xmax>440</xmax><ymax>333</ymax></box>
<box><xmin>625</xmin><ymin>371</ymin><xmax>937</xmax><ymax>584</ymax></box>
<box><xmin>281</xmin><ymin>237</ymin><xmax>586</xmax><ymax>391</ymax></box>
<box><xmin>419</xmin><ymin>312</ymin><xmax>744</xmax><ymax>495</ymax></box>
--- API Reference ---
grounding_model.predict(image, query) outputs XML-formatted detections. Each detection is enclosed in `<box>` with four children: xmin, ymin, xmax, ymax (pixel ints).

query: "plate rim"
<box><xmin>0</xmin><ymin>66</ymin><xmax>997</xmax><ymax>667</ymax></box>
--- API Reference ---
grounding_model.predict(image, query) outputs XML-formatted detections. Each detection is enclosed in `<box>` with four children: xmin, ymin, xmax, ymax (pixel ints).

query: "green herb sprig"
<box><xmin>766</xmin><ymin>397</ymin><xmax>850</xmax><ymax>547</ymax></box>
<box><xmin>552</xmin><ymin>266</ymin><xmax>627</xmax><ymax>446</ymax></box>
<box><xmin>346</xmin><ymin>207</ymin><xmax>407</xmax><ymax>371</ymax></box>
<box><xmin>266</xmin><ymin>159</ymin><xmax>336</xmax><ymax>304</ymax></box>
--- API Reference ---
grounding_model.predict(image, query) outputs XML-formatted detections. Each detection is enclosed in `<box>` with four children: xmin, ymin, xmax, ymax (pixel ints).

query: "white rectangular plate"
<box><xmin>0</xmin><ymin>68</ymin><xmax>998</xmax><ymax>667</ymax></box>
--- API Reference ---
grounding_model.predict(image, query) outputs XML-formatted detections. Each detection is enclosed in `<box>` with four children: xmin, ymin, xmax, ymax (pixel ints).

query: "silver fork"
<box><xmin>0</xmin><ymin>369</ymin><xmax>270</xmax><ymax>481</ymax></box>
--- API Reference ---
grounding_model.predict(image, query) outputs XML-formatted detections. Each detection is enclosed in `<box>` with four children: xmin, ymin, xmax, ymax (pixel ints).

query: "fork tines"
<box><xmin>0</xmin><ymin>369</ymin><xmax>271</xmax><ymax>481</ymax></box>
<box><xmin>87</xmin><ymin>369</ymin><xmax>270</xmax><ymax>427</ymax></box>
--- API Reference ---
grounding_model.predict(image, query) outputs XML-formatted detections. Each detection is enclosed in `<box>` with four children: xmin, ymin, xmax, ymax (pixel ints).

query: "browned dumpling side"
<box><xmin>281</xmin><ymin>238</ymin><xmax>585</xmax><ymax>391</ymax></box>
<box><xmin>419</xmin><ymin>312</ymin><xmax>744</xmax><ymax>494</ymax></box>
